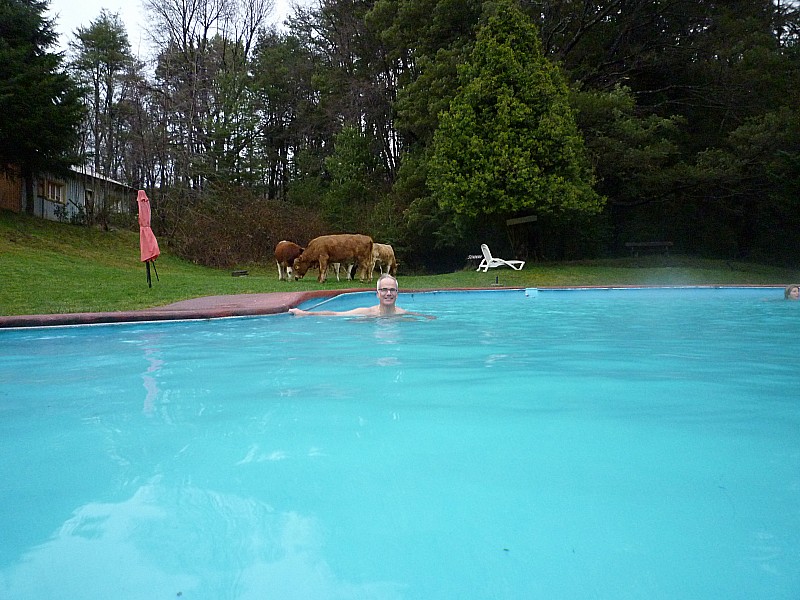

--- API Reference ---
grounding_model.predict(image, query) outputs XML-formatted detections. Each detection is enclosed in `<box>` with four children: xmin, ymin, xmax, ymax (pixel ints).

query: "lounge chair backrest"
<box><xmin>476</xmin><ymin>243</ymin><xmax>525</xmax><ymax>272</ymax></box>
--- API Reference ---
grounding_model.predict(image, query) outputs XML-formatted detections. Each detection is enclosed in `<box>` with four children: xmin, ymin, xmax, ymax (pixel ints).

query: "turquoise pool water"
<box><xmin>1</xmin><ymin>287</ymin><xmax>798</xmax><ymax>599</ymax></box>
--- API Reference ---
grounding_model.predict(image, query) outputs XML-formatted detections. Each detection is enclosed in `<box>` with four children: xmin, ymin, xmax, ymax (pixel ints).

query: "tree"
<box><xmin>144</xmin><ymin>0</ymin><xmax>273</xmax><ymax>190</ymax></box>
<box><xmin>428</xmin><ymin>0</ymin><xmax>603</xmax><ymax>223</ymax></box>
<box><xmin>571</xmin><ymin>85</ymin><xmax>685</xmax><ymax>245</ymax></box>
<box><xmin>531</xmin><ymin>0</ymin><xmax>798</xmax><ymax>146</ymax></box>
<box><xmin>251</xmin><ymin>28</ymin><xmax>330</xmax><ymax>199</ymax></box>
<box><xmin>70</xmin><ymin>11</ymin><xmax>134</xmax><ymax>177</ymax></box>
<box><xmin>322</xmin><ymin>125</ymin><xmax>387</xmax><ymax>231</ymax></box>
<box><xmin>369</xmin><ymin>0</ymin><xmax>482</xmax><ymax>148</ymax></box>
<box><xmin>688</xmin><ymin>107</ymin><xmax>800</xmax><ymax>261</ymax></box>
<box><xmin>0</xmin><ymin>0</ymin><xmax>84</xmax><ymax>214</ymax></box>
<box><xmin>69</xmin><ymin>10</ymin><xmax>136</xmax><ymax>224</ymax></box>
<box><xmin>287</xmin><ymin>0</ymin><xmax>402</xmax><ymax>179</ymax></box>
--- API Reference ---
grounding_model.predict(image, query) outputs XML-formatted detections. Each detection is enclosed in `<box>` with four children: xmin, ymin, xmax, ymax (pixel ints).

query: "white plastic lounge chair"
<box><xmin>476</xmin><ymin>244</ymin><xmax>525</xmax><ymax>272</ymax></box>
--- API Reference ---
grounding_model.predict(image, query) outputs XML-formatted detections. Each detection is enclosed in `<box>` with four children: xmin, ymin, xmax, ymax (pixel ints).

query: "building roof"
<box><xmin>70</xmin><ymin>165</ymin><xmax>135</xmax><ymax>190</ymax></box>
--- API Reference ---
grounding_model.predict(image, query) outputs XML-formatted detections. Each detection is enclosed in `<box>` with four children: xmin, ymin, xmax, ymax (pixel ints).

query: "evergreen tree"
<box><xmin>323</xmin><ymin>125</ymin><xmax>387</xmax><ymax>232</ymax></box>
<box><xmin>427</xmin><ymin>0</ymin><xmax>603</xmax><ymax>222</ymax></box>
<box><xmin>0</xmin><ymin>0</ymin><xmax>84</xmax><ymax>214</ymax></box>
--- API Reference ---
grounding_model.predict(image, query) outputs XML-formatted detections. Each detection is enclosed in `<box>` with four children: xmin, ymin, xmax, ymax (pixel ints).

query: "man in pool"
<box><xmin>289</xmin><ymin>274</ymin><xmax>432</xmax><ymax>317</ymax></box>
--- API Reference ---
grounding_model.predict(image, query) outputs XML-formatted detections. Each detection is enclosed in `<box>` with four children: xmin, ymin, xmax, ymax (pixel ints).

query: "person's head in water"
<box><xmin>785</xmin><ymin>284</ymin><xmax>800</xmax><ymax>301</ymax></box>
<box><xmin>376</xmin><ymin>274</ymin><xmax>399</xmax><ymax>308</ymax></box>
<box><xmin>290</xmin><ymin>272</ymin><xmax>428</xmax><ymax>317</ymax></box>
<box><xmin>289</xmin><ymin>273</ymin><xmax>434</xmax><ymax>318</ymax></box>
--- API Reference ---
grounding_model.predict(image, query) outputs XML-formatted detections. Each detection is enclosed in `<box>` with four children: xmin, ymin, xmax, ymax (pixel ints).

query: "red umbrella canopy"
<box><xmin>137</xmin><ymin>190</ymin><xmax>160</xmax><ymax>263</ymax></box>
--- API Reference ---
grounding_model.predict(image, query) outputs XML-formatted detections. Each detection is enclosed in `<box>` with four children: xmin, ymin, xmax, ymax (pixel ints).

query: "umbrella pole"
<box><xmin>151</xmin><ymin>260</ymin><xmax>159</xmax><ymax>282</ymax></box>
<box><xmin>146</xmin><ymin>261</ymin><xmax>152</xmax><ymax>288</ymax></box>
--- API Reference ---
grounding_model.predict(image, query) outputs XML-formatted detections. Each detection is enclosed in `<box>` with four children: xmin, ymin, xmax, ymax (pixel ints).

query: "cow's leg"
<box><xmin>333</xmin><ymin>263</ymin><xmax>341</xmax><ymax>281</ymax></box>
<box><xmin>318</xmin><ymin>255</ymin><xmax>328</xmax><ymax>283</ymax></box>
<box><xmin>278</xmin><ymin>261</ymin><xmax>289</xmax><ymax>281</ymax></box>
<box><xmin>359</xmin><ymin>260</ymin><xmax>370</xmax><ymax>282</ymax></box>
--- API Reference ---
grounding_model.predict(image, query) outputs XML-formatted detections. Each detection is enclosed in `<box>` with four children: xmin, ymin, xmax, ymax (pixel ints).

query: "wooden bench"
<box><xmin>625</xmin><ymin>241</ymin><xmax>673</xmax><ymax>256</ymax></box>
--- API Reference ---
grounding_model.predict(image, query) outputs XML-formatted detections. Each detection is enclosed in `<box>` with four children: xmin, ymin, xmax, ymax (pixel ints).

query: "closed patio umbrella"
<box><xmin>137</xmin><ymin>190</ymin><xmax>160</xmax><ymax>287</ymax></box>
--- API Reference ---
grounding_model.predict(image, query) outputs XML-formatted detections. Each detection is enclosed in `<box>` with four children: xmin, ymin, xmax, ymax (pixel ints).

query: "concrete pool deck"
<box><xmin>0</xmin><ymin>289</ymin><xmax>357</xmax><ymax>328</ymax></box>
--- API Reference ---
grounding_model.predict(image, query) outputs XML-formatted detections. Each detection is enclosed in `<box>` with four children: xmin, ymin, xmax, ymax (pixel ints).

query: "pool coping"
<box><xmin>0</xmin><ymin>287</ymin><xmax>437</xmax><ymax>328</ymax></box>
<box><xmin>0</xmin><ymin>285</ymin><xmax>786</xmax><ymax>328</ymax></box>
<box><xmin>0</xmin><ymin>289</ymin><xmax>346</xmax><ymax>328</ymax></box>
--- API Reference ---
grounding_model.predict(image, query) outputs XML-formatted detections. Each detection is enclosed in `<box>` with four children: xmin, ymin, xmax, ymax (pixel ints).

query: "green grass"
<box><xmin>1</xmin><ymin>210</ymin><xmax>798</xmax><ymax>316</ymax></box>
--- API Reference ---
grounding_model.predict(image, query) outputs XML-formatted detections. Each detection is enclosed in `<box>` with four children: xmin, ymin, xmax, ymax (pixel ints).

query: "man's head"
<box><xmin>376</xmin><ymin>274</ymin><xmax>399</xmax><ymax>305</ymax></box>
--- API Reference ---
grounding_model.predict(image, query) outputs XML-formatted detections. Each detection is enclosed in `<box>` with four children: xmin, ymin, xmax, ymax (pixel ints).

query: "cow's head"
<box><xmin>293</xmin><ymin>257</ymin><xmax>310</xmax><ymax>280</ymax></box>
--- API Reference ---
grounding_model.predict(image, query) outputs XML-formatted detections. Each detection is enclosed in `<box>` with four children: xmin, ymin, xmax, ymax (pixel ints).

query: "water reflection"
<box><xmin>142</xmin><ymin>344</ymin><xmax>163</xmax><ymax>417</ymax></box>
<box><xmin>370</xmin><ymin>320</ymin><xmax>404</xmax><ymax>375</ymax></box>
<box><xmin>0</xmin><ymin>481</ymin><xmax>405</xmax><ymax>600</ymax></box>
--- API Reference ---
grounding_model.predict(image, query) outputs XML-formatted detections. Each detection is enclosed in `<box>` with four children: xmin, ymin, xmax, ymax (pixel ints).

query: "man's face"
<box><xmin>376</xmin><ymin>281</ymin><xmax>398</xmax><ymax>305</ymax></box>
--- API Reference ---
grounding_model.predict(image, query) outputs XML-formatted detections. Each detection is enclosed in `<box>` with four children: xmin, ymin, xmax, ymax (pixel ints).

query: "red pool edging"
<box><xmin>0</xmin><ymin>289</ymin><xmax>358</xmax><ymax>328</ymax></box>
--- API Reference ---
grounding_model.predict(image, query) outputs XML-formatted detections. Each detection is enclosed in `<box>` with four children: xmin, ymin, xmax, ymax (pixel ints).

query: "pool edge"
<box><xmin>0</xmin><ymin>285</ymin><xmax>785</xmax><ymax>328</ymax></box>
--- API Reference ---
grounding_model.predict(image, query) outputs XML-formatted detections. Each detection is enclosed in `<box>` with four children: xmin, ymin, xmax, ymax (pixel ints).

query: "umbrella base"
<box><xmin>146</xmin><ymin>260</ymin><xmax>159</xmax><ymax>287</ymax></box>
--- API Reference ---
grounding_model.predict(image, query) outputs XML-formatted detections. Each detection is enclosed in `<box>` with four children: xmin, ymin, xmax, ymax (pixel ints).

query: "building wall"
<box><xmin>0</xmin><ymin>171</ymin><xmax>23</xmax><ymax>213</ymax></box>
<box><xmin>10</xmin><ymin>168</ymin><xmax>135</xmax><ymax>222</ymax></box>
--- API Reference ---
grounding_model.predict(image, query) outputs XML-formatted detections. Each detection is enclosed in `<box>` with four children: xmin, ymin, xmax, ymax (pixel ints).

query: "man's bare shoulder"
<box><xmin>347</xmin><ymin>306</ymin><xmax>379</xmax><ymax>316</ymax></box>
<box><xmin>352</xmin><ymin>306</ymin><xmax>435</xmax><ymax>318</ymax></box>
<box><xmin>290</xmin><ymin>305</ymin><xmax>434</xmax><ymax>318</ymax></box>
<box><xmin>289</xmin><ymin>306</ymin><xmax>377</xmax><ymax>317</ymax></box>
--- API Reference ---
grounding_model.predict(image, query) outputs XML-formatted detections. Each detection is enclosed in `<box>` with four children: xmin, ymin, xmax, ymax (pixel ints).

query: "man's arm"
<box><xmin>289</xmin><ymin>307</ymin><xmax>374</xmax><ymax>317</ymax></box>
<box><xmin>289</xmin><ymin>306</ymin><xmax>433</xmax><ymax>318</ymax></box>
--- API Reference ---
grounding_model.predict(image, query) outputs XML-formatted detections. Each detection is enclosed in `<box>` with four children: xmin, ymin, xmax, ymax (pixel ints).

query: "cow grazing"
<box><xmin>329</xmin><ymin>261</ymin><xmax>356</xmax><ymax>281</ymax></box>
<box><xmin>370</xmin><ymin>243</ymin><xmax>397</xmax><ymax>280</ymax></box>
<box><xmin>293</xmin><ymin>234</ymin><xmax>373</xmax><ymax>283</ymax></box>
<box><xmin>274</xmin><ymin>240</ymin><xmax>304</xmax><ymax>281</ymax></box>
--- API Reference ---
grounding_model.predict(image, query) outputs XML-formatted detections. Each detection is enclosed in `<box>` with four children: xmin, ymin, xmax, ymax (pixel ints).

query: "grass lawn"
<box><xmin>1</xmin><ymin>210</ymin><xmax>798</xmax><ymax>316</ymax></box>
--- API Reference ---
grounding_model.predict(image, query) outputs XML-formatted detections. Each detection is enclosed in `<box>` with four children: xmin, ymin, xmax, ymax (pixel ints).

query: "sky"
<box><xmin>46</xmin><ymin>0</ymin><xmax>298</xmax><ymax>55</ymax></box>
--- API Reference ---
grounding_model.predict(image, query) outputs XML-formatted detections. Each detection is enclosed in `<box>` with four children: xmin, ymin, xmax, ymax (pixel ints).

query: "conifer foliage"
<box><xmin>427</xmin><ymin>0</ymin><xmax>603</xmax><ymax>220</ymax></box>
<box><xmin>0</xmin><ymin>0</ymin><xmax>83</xmax><ymax>213</ymax></box>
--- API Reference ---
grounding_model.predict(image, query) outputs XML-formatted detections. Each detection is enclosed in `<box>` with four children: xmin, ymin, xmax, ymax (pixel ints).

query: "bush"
<box><xmin>162</xmin><ymin>186</ymin><xmax>331</xmax><ymax>268</ymax></box>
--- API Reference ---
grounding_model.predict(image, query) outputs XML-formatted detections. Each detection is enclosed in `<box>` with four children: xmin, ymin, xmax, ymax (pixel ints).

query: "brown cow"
<box><xmin>293</xmin><ymin>234</ymin><xmax>373</xmax><ymax>283</ymax></box>
<box><xmin>370</xmin><ymin>243</ymin><xmax>397</xmax><ymax>280</ymax></box>
<box><xmin>328</xmin><ymin>261</ymin><xmax>356</xmax><ymax>281</ymax></box>
<box><xmin>274</xmin><ymin>240</ymin><xmax>304</xmax><ymax>281</ymax></box>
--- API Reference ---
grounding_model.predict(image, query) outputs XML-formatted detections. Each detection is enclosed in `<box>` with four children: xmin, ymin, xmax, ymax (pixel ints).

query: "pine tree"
<box><xmin>427</xmin><ymin>0</ymin><xmax>603</xmax><ymax>219</ymax></box>
<box><xmin>0</xmin><ymin>0</ymin><xmax>84</xmax><ymax>213</ymax></box>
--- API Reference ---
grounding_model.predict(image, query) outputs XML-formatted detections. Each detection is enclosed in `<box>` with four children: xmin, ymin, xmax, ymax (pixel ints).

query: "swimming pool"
<box><xmin>1</xmin><ymin>287</ymin><xmax>798</xmax><ymax>599</ymax></box>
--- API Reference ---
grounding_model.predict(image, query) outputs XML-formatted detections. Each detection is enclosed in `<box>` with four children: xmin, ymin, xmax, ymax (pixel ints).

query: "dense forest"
<box><xmin>3</xmin><ymin>0</ymin><xmax>800</xmax><ymax>270</ymax></box>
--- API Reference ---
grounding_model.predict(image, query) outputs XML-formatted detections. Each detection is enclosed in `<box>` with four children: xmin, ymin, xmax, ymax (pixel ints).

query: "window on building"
<box><xmin>38</xmin><ymin>179</ymin><xmax>65</xmax><ymax>203</ymax></box>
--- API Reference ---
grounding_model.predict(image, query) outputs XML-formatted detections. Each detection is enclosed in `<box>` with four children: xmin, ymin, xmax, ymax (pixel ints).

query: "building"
<box><xmin>0</xmin><ymin>165</ymin><xmax>135</xmax><ymax>222</ymax></box>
